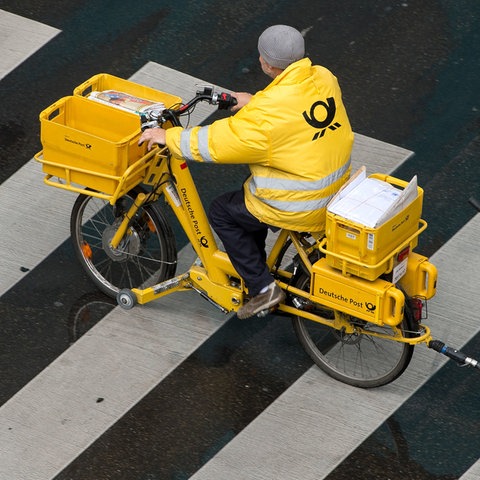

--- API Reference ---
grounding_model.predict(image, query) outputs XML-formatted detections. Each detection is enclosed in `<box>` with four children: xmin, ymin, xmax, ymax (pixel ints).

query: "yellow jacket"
<box><xmin>165</xmin><ymin>58</ymin><xmax>354</xmax><ymax>232</ymax></box>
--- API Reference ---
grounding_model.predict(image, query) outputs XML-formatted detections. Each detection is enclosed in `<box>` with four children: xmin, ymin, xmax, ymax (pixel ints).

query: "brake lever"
<box><xmin>140</xmin><ymin>118</ymin><xmax>160</xmax><ymax>132</ymax></box>
<box><xmin>195</xmin><ymin>85</ymin><xmax>237</xmax><ymax>109</ymax></box>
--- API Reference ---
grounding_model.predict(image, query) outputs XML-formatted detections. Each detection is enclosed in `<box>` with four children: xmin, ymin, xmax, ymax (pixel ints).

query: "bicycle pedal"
<box><xmin>256</xmin><ymin>307</ymin><xmax>274</xmax><ymax>318</ymax></box>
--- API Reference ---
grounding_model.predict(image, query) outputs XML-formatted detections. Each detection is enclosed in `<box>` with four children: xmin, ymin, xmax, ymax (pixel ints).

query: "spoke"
<box><xmin>122</xmin><ymin>250</ymin><xmax>174</xmax><ymax>265</ymax></box>
<box><xmin>94</xmin><ymin>257</ymin><xmax>114</xmax><ymax>279</ymax></box>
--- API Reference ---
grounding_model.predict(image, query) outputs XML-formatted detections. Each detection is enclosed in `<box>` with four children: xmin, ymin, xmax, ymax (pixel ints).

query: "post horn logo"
<box><xmin>365</xmin><ymin>302</ymin><xmax>376</xmax><ymax>313</ymax></box>
<box><xmin>303</xmin><ymin>97</ymin><xmax>342</xmax><ymax>141</ymax></box>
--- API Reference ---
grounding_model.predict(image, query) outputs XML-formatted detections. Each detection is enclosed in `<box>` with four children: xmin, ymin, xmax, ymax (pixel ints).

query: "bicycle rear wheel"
<box><xmin>70</xmin><ymin>187</ymin><xmax>177</xmax><ymax>298</ymax></box>
<box><xmin>290</xmin><ymin>273</ymin><xmax>415</xmax><ymax>388</ymax></box>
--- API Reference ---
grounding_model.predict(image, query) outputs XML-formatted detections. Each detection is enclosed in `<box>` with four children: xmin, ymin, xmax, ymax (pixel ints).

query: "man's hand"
<box><xmin>231</xmin><ymin>92</ymin><xmax>253</xmax><ymax>112</ymax></box>
<box><xmin>138</xmin><ymin>127</ymin><xmax>166</xmax><ymax>150</ymax></box>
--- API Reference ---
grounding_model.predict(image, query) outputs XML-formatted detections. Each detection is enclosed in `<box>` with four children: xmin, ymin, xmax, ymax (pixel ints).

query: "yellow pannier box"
<box><xmin>320</xmin><ymin>171</ymin><xmax>425</xmax><ymax>281</ymax></box>
<box><xmin>311</xmin><ymin>258</ymin><xmax>405</xmax><ymax>326</ymax></box>
<box><xmin>38</xmin><ymin>95</ymin><xmax>148</xmax><ymax>195</ymax></box>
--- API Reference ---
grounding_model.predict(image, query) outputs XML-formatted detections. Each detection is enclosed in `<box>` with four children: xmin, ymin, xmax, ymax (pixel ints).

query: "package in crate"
<box><xmin>323</xmin><ymin>167</ymin><xmax>425</xmax><ymax>281</ymax></box>
<box><xmin>74</xmin><ymin>73</ymin><xmax>182</xmax><ymax>116</ymax></box>
<box><xmin>88</xmin><ymin>90</ymin><xmax>166</xmax><ymax>117</ymax></box>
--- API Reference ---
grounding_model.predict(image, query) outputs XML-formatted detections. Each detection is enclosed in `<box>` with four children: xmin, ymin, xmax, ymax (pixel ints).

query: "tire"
<box><xmin>290</xmin><ymin>272</ymin><xmax>415</xmax><ymax>388</ymax></box>
<box><xmin>70</xmin><ymin>187</ymin><xmax>177</xmax><ymax>298</ymax></box>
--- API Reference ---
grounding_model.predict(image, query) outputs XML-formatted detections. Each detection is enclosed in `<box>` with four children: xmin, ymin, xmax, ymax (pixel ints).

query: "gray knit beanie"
<box><xmin>258</xmin><ymin>25</ymin><xmax>305</xmax><ymax>69</ymax></box>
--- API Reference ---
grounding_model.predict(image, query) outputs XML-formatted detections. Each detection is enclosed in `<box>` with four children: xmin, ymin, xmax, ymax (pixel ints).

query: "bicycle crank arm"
<box><xmin>429</xmin><ymin>339</ymin><xmax>480</xmax><ymax>369</ymax></box>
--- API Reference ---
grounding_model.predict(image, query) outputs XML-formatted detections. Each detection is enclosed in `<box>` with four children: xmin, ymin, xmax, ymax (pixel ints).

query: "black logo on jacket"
<box><xmin>303</xmin><ymin>97</ymin><xmax>342</xmax><ymax>141</ymax></box>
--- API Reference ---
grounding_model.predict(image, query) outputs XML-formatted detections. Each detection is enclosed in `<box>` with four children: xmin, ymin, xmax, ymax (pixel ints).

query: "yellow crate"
<box><xmin>37</xmin><ymin>74</ymin><xmax>182</xmax><ymax>199</ymax></box>
<box><xmin>321</xmin><ymin>174</ymin><xmax>425</xmax><ymax>281</ymax></box>
<box><xmin>73</xmin><ymin>73</ymin><xmax>182</xmax><ymax>109</ymax></box>
<box><xmin>38</xmin><ymin>95</ymin><xmax>148</xmax><ymax>195</ymax></box>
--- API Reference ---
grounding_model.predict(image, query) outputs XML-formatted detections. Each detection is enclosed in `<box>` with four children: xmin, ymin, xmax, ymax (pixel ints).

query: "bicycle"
<box><xmin>35</xmin><ymin>74</ymin><xmax>480</xmax><ymax>388</ymax></box>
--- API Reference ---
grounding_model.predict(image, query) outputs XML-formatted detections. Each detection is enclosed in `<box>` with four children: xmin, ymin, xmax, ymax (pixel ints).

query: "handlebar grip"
<box><xmin>429</xmin><ymin>340</ymin><xmax>480</xmax><ymax>369</ymax></box>
<box><xmin>216</xmin><ymin>92</ymin><xmax>237</xmax><ymax>110</ymax></box>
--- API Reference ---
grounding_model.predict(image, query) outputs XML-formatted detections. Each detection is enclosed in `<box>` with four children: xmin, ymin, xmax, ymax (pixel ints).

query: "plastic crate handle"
<box><xmin>383</xmin><ymin>287</ymin><xmax>405</xmax><ymax>327</ymax></box>
<box><xmin>369</xmin><ymin>173</ymin><xmax>409</xmax><ymax>188</ymax></box>
<box><xmin>418</xmin><ymin>261</ymin><xmax>438</xmax><ymax>300</ymax></box>
<box><xmin>73</xmin><ymin>73</ymin><xmax>103</xmax><ymax>97</ymax></box>
<box><xmin>41</xmin><ymin>98</ymin><xmax>66</xmax><ymax>121</ymax></box>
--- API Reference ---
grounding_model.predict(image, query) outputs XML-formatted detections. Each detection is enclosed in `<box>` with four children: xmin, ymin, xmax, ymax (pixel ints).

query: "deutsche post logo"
<box><xmin>303</xmin><ymin>97</ymin><xmax>342</xmax><ymax>141</ymax></box>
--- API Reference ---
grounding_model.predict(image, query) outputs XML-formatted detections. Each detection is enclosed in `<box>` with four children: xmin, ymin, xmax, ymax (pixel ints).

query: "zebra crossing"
<box><xmin>1</xmin><ymin>7</ymin><xmax>480</xmax><ymax>480</ymax></box>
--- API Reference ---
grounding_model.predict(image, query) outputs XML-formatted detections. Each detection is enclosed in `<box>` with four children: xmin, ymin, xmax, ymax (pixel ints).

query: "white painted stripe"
<box><xmin>0</xmin><ymin>62</ymin><xmax>415</xmax><ymax>479</ymax></box>
<box><xmin>0</xmin><ymin>9</ymin><xmax>60</xmax><ymax>80</ymax></box>
<box><xmin>0</xmin><ymin>160</ymin><xmax>75</xmax><ymax>296</ymax></box>
<box><xmin>190</xmin><ymin>214</ymin><xmax>480</xmax><ymax>480</ymax></box>
<box><xmin>460</xmin><ymin>460</ymin><xmax>480</xmax><ymax>480</ymax></box>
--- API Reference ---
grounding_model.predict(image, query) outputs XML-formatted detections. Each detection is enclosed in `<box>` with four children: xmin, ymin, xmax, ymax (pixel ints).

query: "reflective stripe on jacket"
<box><xmin>165</xmin><ymin>57</ymin><xmax>354</xmax><ymax>232</ymax></box>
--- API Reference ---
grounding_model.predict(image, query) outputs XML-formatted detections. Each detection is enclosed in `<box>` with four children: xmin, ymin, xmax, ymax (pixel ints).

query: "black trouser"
<box><xmin>208</xmin><ymin>189</ymin><xmax>273</xmax><ymax>297</ymax></box>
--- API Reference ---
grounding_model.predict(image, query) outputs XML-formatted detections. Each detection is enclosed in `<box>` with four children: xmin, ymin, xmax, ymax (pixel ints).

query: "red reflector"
<box><xmin>397</xmin><ymin>246</ymin><xmax>410</xmax><ymax>262</ymax></box>
<box><xmin>180</xmin><ymin>162</ymin><xmax>188</xmax><ymax>170</ymax></box>
<box><xmin>410</xmin><ymin>298</ymin><xmax>423</xmax><ymax>322</ymax></box>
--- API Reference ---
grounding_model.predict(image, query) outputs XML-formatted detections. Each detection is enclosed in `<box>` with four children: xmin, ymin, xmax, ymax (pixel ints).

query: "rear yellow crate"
<box><xmin>39</xmin><ymin>95</ymin><xmax>147</xmax><ymax>195</ymax></box>
<box><xmin>322</xmin><ymin>174</ymin><xmax>425</xmax><ymax>281</ymax></box>
<box><xmin>73</xmin><ymin>73</ymin><xmax>182</xmax><ymax>109</ymax></box>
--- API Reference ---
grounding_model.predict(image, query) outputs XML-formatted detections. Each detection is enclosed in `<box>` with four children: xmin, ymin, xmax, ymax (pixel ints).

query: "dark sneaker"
<box><xmin>237</xmin><ymin>282</ymin><xmax>286</xmax><ymax>319</ymax></box>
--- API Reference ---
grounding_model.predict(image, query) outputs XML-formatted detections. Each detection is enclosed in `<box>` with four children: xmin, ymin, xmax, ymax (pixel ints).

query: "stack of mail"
<box><xmin>328</xmin><ymin>167</ymin><xmax>418</xmax><ymax>228</ymax></box>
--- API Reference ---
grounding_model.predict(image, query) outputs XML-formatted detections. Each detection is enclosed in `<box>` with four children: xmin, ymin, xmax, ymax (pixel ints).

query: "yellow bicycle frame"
<box><xmin>109</xmin><ymin>149</ymin><xmax>435</xmax><ymax>347</ymax></box>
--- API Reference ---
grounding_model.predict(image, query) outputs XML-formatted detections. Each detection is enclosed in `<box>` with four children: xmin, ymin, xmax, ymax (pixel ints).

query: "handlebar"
<box><xmin>140</xmin><ymin>86</ymin><xmax>238</xmax><ymax>131</ymax></box>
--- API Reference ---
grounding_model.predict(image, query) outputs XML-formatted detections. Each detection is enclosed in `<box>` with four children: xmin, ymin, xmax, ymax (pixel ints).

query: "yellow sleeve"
<box><xmin>164</xmin><ymin>98</ymin><xmax>273</xmax><ymax>165</ymax></box>
<box><xmin>207</xmin><ymin>113</ymin><xmax>271</xmax><ymax>165</ymax></box>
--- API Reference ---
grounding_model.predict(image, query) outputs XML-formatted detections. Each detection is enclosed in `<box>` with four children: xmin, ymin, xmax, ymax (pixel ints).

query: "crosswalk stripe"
<box><xmin>0</xmin><ymin>159</ymin><xmax>74</xmax><ymax>296</ymax></box>
<box><xmin>0</xmin><ymin>59</ymin><xmax>414</xmax><ymax>479</ymax></box>
<box><xmin>461</xmin><ymin>461</ymin><xmax>480</xmax><ymax>480</ymax></box>
<box><xmin>0</xmin><ymin>9</ymin><xmax>59</xmax><ymax>81</ymax></box>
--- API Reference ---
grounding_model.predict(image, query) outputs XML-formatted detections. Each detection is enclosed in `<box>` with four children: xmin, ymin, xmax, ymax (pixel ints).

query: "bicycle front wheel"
<box><xmin>70</xmin><ymin>187</ymin><xmax>177</xmax><ymax>298</ymax></box>
<box><xmin>291</xmin><ymin>273</ymin><xmax>415</xmax><ymax>388</ymax></box>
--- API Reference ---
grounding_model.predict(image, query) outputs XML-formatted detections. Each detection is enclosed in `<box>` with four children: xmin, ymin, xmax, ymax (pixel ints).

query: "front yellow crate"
<box><xmin>322</xmin><ymin>174</ymin><xmax>425</xmax><ymax>281</ymax></box>
<box><xmin>37</xmin><ymin>74</ymin><xmax>182</xmax><ymax>199</ymax></box>
<box><xmin>38</xmin><ymin>95</ymin><xmax>148</xmax><ymax>195</ymax></box>
<box><xmin>73</xmin><ymin>73</ymin><xmax>182</xmax><ymax>109</ymax></box>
